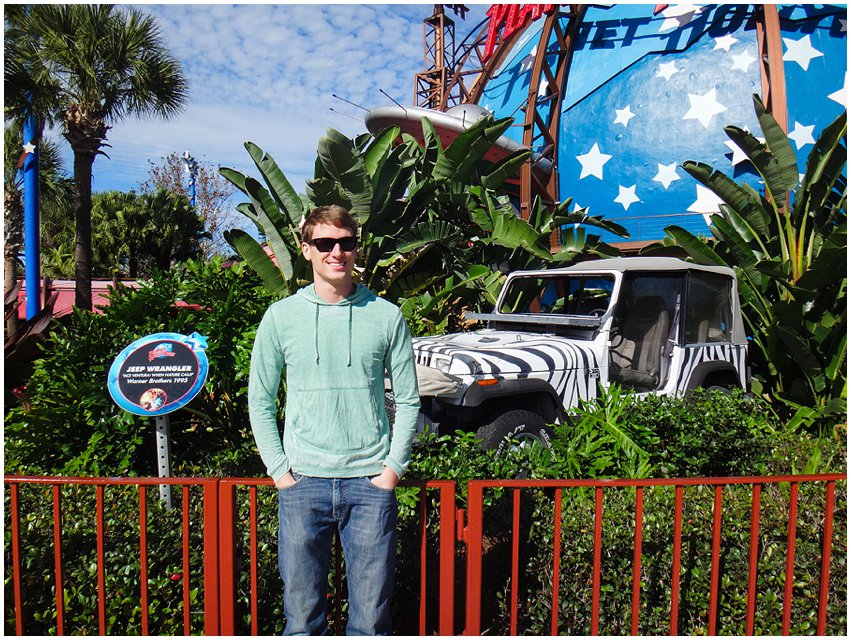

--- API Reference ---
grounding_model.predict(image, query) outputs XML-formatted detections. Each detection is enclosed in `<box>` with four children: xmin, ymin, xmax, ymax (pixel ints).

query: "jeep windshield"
<box><xmin>498</xmin><ymin>274</ymin><xmax>616</xmax><ymax>317</ymax></box>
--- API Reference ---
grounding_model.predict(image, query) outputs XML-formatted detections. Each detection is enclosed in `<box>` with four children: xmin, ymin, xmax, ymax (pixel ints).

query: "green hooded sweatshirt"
<box><xmin>248</xmin><ymin>284</ymin><xmax>420</xmax><ymax>482</ymax></box>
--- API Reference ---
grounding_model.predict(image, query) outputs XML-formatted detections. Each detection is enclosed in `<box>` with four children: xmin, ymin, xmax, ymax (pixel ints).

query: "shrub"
<box><xmin>4</xmin><ymin>258</ymin><xmax>274</xmax><ymax>477</ymax></box>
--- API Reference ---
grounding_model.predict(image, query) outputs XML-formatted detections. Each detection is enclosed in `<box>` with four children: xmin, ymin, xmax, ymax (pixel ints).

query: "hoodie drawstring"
<box><xmin>313</xmin><ymin>295</ymin><xmax>353</xmax><ymax>367</ymax></box>
<box><xmin>314</xmin><ymin>303</ymin><xmax>320</xmax><ymax>364</ymax></box>
<box><xmin>348</xmin><ymin>304</ymin><xmax>353</xmax><ymax>366</ymax></box>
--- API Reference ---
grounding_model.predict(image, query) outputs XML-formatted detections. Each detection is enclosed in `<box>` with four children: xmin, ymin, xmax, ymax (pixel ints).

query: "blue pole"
<box><xmin>22</xmin><ymin>114</ymin><xmax>41</xmax><ymax>320</ymax></box>
<box><xmin>189</xmin><ymin>177</ymin><xmax>196</xmax><ymax>208</ymax></box>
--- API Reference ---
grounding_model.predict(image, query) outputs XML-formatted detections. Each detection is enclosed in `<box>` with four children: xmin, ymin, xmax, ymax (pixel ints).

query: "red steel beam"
<box><xmin>419</xmin><ymin>485</ymin><xmax>428</xmax><ymax>634</ymax></box>
<box><xmin>464</xmin><ymin>481</ymin><xmax>485</xmax><ymax>635</ymax></box>
<box><xmin>551</xmin><ymin>488</ymin><xmax>563</xmax><ymax>635</ymax></box>
<box><xmin>217</xmin><ymin>481</ymin><xmax>238</xmax><ymax>635</ymax></box>
<box><xmin>510</xmin><ymin>488</ymin><xmax>521</xmax><ymax>635</ymax></box>
<box><xmin>52</xmin><ymin>485</ymin><xmax>65</xmax><ymax>636</ymax></box>
<box><xmin>436</xmin><ymin>481</ymin><xmax>456</xmax><ymax>636</ymax></box>
<box><xmin>631</xmin><ymin>486</ymin><xmax>644</xmax><ymax>635</ymax></box>
<box><xmin>182</xmin><ymin>486</ymin><xmax>192</xmax><ymax>635</ymax></box>
<box><xmin>250</xmin><ymin>486</ymin><xmax>259</xmax><ymax>635</ymax></box>
<box><xmin>591</xmin><ymin>486</ymin><xmax>604</xmax><ymax>635</ymax></box>
<box><xmin>670</xmin><ymin>485</ymin><xmax>683</xmax><ymax>635</ymax></box>
<box><xmin>139</xmin><ymin>486</ymin><xmax>149</xmax><ymax>635</ymax></box>
<box><xmin>782</xmin><ymin>482</ymin><xmax>800</xmax><ymax>634</ymax></box>
<box><xmin>202</xmin><ymin>480</ymin><xmax>221</xmax><ymax>635</ymax></box>
<box><xmin>708</xmin><ymin>486</ymin><xmax>724</xmax><ymax>634</ymax></box>
<box><xmin>96</xmin><ymin>485</ymin><xmax>107</xmax><ymax>635</ymax></box>
<box><xmin>817</xmin><ymin>481</ymin><xmax>837</xmax><ymax>635</ymax></box>
<box><xmin>746</xmin><ymin>483</ymin><xmax>762</xmax><ymax>634</ymax></box>
<box><xmin>10</xmin><ymin>483</ymin><xmax>24</xmax><ymax>636</ymax></box>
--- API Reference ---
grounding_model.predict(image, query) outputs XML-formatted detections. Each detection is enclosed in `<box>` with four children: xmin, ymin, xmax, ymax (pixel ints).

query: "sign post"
<box><xmin>108</xmin><ymin>332</ymin><xmax>210</xmax><ymax>509</ymax></box>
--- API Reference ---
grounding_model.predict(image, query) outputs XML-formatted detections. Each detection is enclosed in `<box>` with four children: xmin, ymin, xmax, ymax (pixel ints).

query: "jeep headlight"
<box><xmin>432</xmin><ymin>356</ymin><xmax>452</xmax><ymax>373</ymax></box>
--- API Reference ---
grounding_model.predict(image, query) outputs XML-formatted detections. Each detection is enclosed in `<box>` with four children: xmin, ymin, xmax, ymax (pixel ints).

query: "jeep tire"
<box><xmin>476</xmin><ymin>409</ymin><xmax>555</xmax><ymax>454</ymax></box>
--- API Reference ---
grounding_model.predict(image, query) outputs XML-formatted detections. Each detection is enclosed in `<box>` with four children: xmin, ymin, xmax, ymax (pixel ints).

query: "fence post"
<box><xmin>202</xmin><ymin>480</ymin><xmax>221</xmax><ymax>635</ymax></box>
<box><xmin>436</xmin><ymin>480</ymin><xmax>457</xmax><ymax>636</ymax></box>
<box><xmin>218</xmin><ymin>480</ymin><xmax>239</xmax><ymax>634</ymax></box>
<box><xmin>464</xmin><ymin>481</ymin><xmax>484</xmax><ymax>636</ymax></box>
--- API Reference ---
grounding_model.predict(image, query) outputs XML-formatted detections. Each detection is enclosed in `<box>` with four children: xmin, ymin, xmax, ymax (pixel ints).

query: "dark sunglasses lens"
<box><xmin>313</xmin><ymin>237</ymin><xmax>357</xmax><ymax>252</ymax></box>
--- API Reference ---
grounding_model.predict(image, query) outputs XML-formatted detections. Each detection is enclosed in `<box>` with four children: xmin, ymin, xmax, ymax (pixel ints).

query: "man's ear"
<box><xmin>301</xmin><ymin>242</ymin><xmax>311</xmax><ymax>260</ymax></box>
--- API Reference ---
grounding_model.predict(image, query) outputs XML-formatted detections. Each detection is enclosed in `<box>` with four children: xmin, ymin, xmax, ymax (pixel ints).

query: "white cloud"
<box><xmin>54</xmin><ymin>3</ymin><xmax>491</xmax><ymax>198</ymax></box>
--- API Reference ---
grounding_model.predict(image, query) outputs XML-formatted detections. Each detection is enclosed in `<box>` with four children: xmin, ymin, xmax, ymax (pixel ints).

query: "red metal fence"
<box><xmin>4</xmin><ymin>476</ymin><xmax>456</xmax><ymax>636</ymax></box>
<box><xmin>4</xmin><ymin>473</ymin><xmax>846</xmax><ymax>635</ymax></box>
<box><xmin>462</xmin><ymin>474</ymin><xmax>846</xmax><ymax>635</ymax></box>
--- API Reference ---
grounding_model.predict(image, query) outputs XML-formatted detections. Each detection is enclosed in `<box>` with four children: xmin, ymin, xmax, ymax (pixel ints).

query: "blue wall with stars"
<box><xmin>476</xmin><ymin>4</ymin><xmax>847</xmax><ymax>243</ymax></box>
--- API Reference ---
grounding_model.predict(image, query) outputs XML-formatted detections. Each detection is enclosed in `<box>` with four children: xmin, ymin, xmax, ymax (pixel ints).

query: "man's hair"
<box><xmin>300</xmin><ymin>205</ymin><xmax>358</xmax><ymax>242</ymax></box>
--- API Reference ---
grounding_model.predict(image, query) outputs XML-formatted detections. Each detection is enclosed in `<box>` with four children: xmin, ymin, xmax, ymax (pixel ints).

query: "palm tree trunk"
<box><xmin>72</xmin><ymin>148</ymin><xmax>95</xmax><ymax>311</ymax></box>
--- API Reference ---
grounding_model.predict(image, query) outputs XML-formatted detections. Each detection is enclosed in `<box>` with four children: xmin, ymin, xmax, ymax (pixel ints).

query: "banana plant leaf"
<box><xmin>224</xmin><ymin>229</ymin><xmax>289</xmax><ymax>297</ymax></box>
<box><xmin>682</xmin><ymin>160</ymin><xmax>765</xmax><ymax>220</ymax></box>
<box><xmin>724</xmin><ymin>126</ymin><xmax>796</xmax><ymax>206</ymax></box>
<box><xmin>317</xmin><ymin>129</ymin><xmax>373</xmax><ymax>223</ymax></box>
<box><xmin>245</xmin><ymin>142</ymin><xmax>305</xmax><ymax>227</ymax></box>
<box><xmin>751</xmin><ymin>94</ymin><xmax>799</xmax><ymax>196</ymax></box>
<box><xmin>363</xmin><ymin>126</ymin><xmax>400</xmax><ymax>178</ymax></box>
<box><xmin>243</xmin><ymin>177</ymin><xmax>294</xmax><ymax>280</ymax></box>
<box><xmin>396</xmin><ymin>220</ymin><xmax>464</xmax><ymax>253</ymax></box>
<box><xmin>661</xmin><ymin>225</ymin><xmax>727</xmax><ymax>266</ymax></box>
<box><xmin>432</xmin><ymin>116</ymin><xmax>513</xmax><ymax>182</ymax></box>
<box><xmin>481</xmin><ymin>148</ymin><xmax>531</xmax><ymax>190</ymax></box>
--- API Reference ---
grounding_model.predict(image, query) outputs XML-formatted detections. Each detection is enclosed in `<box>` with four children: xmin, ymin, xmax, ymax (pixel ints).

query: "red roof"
<box><xmin>16</xmin><ymin>279</ymin><xmax>201</xmax><ymax>320</ymax></box>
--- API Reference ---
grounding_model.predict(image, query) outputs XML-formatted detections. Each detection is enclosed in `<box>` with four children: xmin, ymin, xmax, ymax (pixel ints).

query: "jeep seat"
<box><xmin>609</xmin><ymin>295</ymin><xmax>670</xmax><ymax>389</ymax></box>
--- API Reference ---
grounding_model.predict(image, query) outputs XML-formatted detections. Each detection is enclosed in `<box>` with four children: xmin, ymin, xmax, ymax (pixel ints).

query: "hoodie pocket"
<box><xmin>289</xmin><ymin>387</ymin><xmax>382</xmax><ymax>452</ymax></box>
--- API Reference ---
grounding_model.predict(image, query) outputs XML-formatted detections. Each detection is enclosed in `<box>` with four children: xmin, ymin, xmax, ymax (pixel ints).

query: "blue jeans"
<box><xmin>277</xmin><ymin>473</ymin><xmax>397</xmax><ymax>635</ymax></box>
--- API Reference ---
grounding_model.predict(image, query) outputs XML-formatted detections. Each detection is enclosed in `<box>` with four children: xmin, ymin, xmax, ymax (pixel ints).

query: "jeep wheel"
<box><xmin>476</xmin><ymin>410</ymin><xmax>555</xmax><ymax>454</ymax></box>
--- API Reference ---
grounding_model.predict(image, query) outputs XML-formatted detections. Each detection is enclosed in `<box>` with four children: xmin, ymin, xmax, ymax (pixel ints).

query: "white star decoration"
<box><xmin>658</xmin><ymin>4</ymin><xmax>702</xmax><ymax>32</ymax></box>
<box><xmin>614</xmin><ymin>185</ymin><xmax>640</xmax><ymax>211</ymax></box>
<box><xmin>576</xmin><ymin>143</ymin><xmax>612</xmax><ymax>180</ymax></box>
<box><xmin>788</xmin><ymin>121</ymin><xmax>815</xmax><ymax>149</ymax></box>
<box><xmin>653</xmin><ymin>163</ymin><xmax>680</xmax><ymax>190</ymax></box>
<box><xmin>656</xmin><ymin>61</ymin><xmax>680</xmax><ymax>81</ymax></box>
<box><xmin>713</xmin><ymin>34</ymin><xmax>738</xmax><ymax>52</ymax></box>
<box><xmin>688</xmin><ymin>185</ymin><xmax>725</xmax><ymax>221</ymax></box>
<box><xmin>683</xmin><ymin>88</ymin><xmax>727</xmax><ymax>129</ymax></box>
<box><xmin>22</xmin><ymin>141</ymin><xmax>36</xmax><ymax>154</ymax></box>
<box><xmin>614</xmin><ymin>105</ymin><xmax>636</xmax><ymax>127</ymax></box>
<box><xmin>782</xmin><ymin>35</ymin><xmax>824</xmax><ymax>71</ymax></box>
<box><xmin>731</xmin><ymin>50</ymin><xmax>757</xmax><ymax>72</ymax></box>
<box><xmin>724</xmin><ymin>140</ymin><xmax>751</xmax><ymax>165</ymax></box>
<box><xmin>828</xmin><ymin>72</ymin><xmax>848</xmax><ymax>108</ymax></box>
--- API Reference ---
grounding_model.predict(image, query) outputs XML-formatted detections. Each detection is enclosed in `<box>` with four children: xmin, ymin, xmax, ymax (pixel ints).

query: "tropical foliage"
<box><xmin>39</xmin><ymin>189</ymin><xmax>207</xmax><ymax>279</ymax></box>
<box><xmin>645</xmin><ymin>95</ymin><xmax>846</xmax><ymax>430</ymax></box>
<box><xmin>4</xmin><ymin>4</ymin><xmax>187</xmax><ymax>310</ymax></box>
<box><xmin>138</xmin><ymin>152</ymin><xmax>239</xmax><ymax>257</ymax></box>
<box><xmin>220</xmin><ymin>115</ymin><xmax>628</xmax><ymax>331</ymax></box>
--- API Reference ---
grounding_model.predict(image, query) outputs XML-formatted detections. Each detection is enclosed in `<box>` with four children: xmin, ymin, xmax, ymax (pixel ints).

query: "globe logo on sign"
<box><xmin>148</xmin><ymin>343</ymin><xmax>176</xmax><ymax>361</ymax></box>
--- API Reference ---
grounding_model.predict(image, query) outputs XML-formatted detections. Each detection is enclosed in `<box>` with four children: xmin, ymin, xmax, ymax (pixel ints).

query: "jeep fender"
<box><xmin>684</xmin><ymin>361</ymin><xmax>743</xmax><ymax>391</ymax></box>
<box><xmin>460</xmin><ymin>378</ymin><xmax>561</xmax><ymax>422</ymax></box>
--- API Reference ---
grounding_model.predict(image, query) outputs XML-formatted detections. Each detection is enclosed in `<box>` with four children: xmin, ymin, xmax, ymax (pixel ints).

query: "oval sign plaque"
<box><xmin>108</xmin><ymin>332</ymin><xmax>209</xmax><ymax>416</ymax></box>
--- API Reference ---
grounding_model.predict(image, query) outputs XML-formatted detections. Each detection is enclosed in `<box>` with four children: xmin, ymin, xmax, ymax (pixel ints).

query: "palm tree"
<box><xmin>4</xmin><ymin>4</ymin><xmax>188</xmax><ymax>310</ymax></box>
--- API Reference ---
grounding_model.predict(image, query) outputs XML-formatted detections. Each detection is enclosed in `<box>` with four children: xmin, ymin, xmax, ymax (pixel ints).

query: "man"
<box><xmin>248</xmin><ymin>205</ymin><xmax>420</xmax><ymax>635</ymax></box>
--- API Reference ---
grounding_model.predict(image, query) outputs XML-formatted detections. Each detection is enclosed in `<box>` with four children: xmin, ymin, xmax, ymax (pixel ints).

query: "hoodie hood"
<box><xmin>296</xmin><ymin>284</ymin><xmax>373</xmax><ymax>365</ymax></box>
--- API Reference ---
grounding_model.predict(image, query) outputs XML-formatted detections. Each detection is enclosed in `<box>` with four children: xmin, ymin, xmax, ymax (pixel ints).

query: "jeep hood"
<box><xmin>412</xmin><ymin>331</ymin><xmax>599</xmax><ymax>377</ymax></box>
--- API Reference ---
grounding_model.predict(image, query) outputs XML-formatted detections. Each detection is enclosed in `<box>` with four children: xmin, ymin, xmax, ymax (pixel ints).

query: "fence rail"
<box><xmin>462</xmin><ymin>474</ymin><xmax>846</xmax><ymax>635</ymax></box>
<box><xmin>4</xmin><ymin>473</ymin><xmax>846</xmax><ymax>635</ymax></box>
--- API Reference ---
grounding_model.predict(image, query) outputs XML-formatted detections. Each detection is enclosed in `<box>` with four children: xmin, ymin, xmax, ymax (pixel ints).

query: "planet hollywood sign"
<box><xmin>482</xmin><ymin>4</ymin><xmax>559</xmax><ymax>62</ymax></box>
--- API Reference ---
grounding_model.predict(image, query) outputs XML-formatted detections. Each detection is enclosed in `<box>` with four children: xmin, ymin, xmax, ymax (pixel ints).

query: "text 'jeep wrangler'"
<box><xmin>406</xmin><ymin>257</ymin><xmax>749</xmax><ymax>450</ymax></box>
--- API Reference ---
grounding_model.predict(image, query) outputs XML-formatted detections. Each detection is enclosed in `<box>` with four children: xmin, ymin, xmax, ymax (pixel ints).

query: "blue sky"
<box><xmin>64</xmin><ymin>2</ymin><xmax>489</xmax><ymax>199</ymax></box>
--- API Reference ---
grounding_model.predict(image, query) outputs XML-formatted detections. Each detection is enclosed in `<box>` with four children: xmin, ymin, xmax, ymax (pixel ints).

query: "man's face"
<box><xmin>301</xmin><ymin>222</ymin><xmax>358</xmax><ymax>289</ymax></box>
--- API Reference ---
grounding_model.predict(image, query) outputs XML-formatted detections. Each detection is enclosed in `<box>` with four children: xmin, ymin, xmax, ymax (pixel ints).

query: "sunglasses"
<box><xmin>307</xmin><ymin>236</ymin><xmax>358</xmax><ymax>252</ymax></box>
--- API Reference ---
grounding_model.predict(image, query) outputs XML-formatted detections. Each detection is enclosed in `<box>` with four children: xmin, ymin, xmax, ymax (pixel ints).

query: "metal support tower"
<box><xmin>414</xmin><ymin>5</ymin><xmax>458</xmax><ymax>109</ymax></box>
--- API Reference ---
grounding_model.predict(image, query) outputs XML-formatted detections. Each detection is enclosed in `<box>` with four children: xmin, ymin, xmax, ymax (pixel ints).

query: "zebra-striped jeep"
<box><xmin>410</xmin><ymin>257</ymin><xmax>749</xmax><ymax>451</ymax></box>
